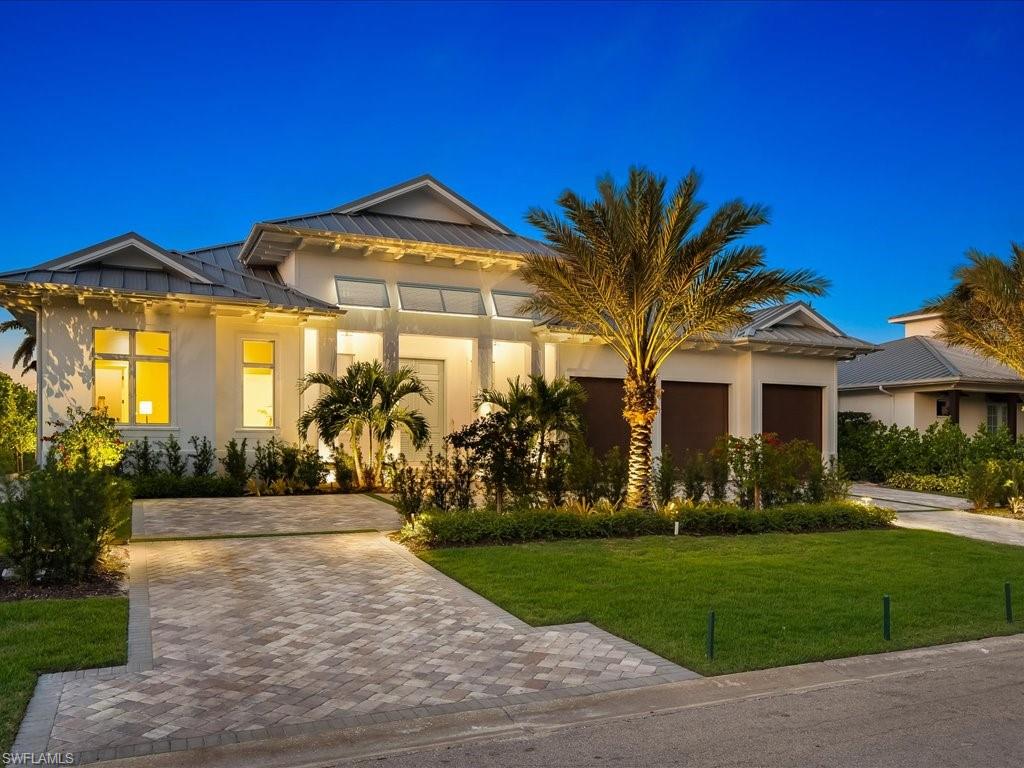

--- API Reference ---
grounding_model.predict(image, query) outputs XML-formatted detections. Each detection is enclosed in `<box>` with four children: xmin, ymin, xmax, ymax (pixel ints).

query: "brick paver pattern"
<box><xmin>134</xmin><ymin>494</ymin><xmax>403</xmax><ymax>538</ymax></box>
<box><xmin>46</xmin><ymin>533</ymin><xmax>679</xmax><ymax>756</ymax></box>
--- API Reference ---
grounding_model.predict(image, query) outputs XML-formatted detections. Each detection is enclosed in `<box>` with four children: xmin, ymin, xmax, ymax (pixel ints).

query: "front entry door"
<box><xmin>398</xmin><ymin>358</ymin><xmax>445</xmax><ymax>462</ymax></box>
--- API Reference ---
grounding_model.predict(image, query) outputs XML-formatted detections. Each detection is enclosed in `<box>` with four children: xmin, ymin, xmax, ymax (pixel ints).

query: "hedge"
<box><xmin>406</xmin><ymin>501</ymin><xmax>894</xmax><ymax>548</ymax></box>
<box><xmin>130</xmin><ymin>474</ymin><xmax>243</xmax><ymax>499</ymax></box>
<box><xmin>885</xmin><ymin>472</ymin><xmax>968</xmax><ymax>497</ymax></box>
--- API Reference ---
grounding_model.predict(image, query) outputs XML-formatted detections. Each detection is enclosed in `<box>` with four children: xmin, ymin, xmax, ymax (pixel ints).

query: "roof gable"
<box><xmin>736</xmin><ymin>301</ymin><xmax>843</xmax><ymax>337</ymax></box>
<box><xmin>334</xmin><ymin>175</ymin><xmax>512</xmax><ymax>234</ymax></box>
<box><xmin>38</xmin><ymin>232</ymin><xmax>212</xmax><ymax>284</ymax></box>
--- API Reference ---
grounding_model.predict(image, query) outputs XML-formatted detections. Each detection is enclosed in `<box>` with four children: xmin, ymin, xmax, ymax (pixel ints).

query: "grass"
<box><xmin>420</xmin><ymin>529</ymin><xmax>1024</xmax><ymax>676</ymax></box>
<box><xmin>0</xmin><ymin>597</ymin><xmax>127</xmax><ymax>752</ymax></box>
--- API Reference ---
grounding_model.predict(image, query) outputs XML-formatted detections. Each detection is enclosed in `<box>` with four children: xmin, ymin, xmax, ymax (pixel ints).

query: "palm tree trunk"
<box><xmin>349</xmin><ymin>432</ymin><xmax>365</xmax><ymax>488</ymax></box>
<box><xmin>623</xmin><ymin>370</ymin><xmax>658</xmax><ymax>509</ymax></box>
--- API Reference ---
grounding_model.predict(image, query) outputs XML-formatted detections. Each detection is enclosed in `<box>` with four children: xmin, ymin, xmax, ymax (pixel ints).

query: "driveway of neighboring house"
<box><xmin>850</xmin><ymin>482</ymin><xmax>1024</xmax><ymax>546</ymax></box>
<box><xmin>15</xmin><ymin>495</ymin><xmax>695</xmax><ymax>764</ymax></box>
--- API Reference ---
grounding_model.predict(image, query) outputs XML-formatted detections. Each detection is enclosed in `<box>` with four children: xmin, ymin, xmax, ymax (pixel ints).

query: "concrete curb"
<box><xmin>96</xmin><ymin>632</ymin><xmax>1024</xmax><ymax>768</ymax></box>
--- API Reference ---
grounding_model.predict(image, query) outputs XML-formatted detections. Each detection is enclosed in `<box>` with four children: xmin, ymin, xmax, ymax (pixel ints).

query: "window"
<box><xmin>492</xmin><ymin>290</ymin><xmax>537</xmax><ymax>320</ymax></box>
<box><xmin>335</xmin><ymin>277</ymin><xmax>389</xmax><ymax>308</ymax></box>
<box><xmin>936</xmin><ymin>398</ymin><xmax>950</xmax><ymax>417</ymax></box>
<box><xmin>242</xmin><ymin>340</ymin><xmax>275</xmax><ymax>428</ymax></box>
<box><xmin>93</xmin><ymin>329</ymin><xmax>170</xmax><ymax>425</ymax></box>
<box><xmin>397</xmin><ymin>283</ymin><xmax>485</xmax><ymax>315</ymax></box>
<box><xmin>987</xmin><ymin>402</ymin><xmax>1008</xmax><ymax>433</ymax></box>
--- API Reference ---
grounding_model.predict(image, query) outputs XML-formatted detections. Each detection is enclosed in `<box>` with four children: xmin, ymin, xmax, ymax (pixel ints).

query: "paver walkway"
<box><xmin>15</xmin><ymin>496</ymin><xmax>695</xmax><ymax>764</ymax></box>
<box><xmin>133</xmin><ymin>494</ymin><xmax>403</xmax><ymax>538</ymax></box>
<box><xmin>850</xmin><ymin>482</ymin><xmax>1024</xmax><ymax>546</ymax></box>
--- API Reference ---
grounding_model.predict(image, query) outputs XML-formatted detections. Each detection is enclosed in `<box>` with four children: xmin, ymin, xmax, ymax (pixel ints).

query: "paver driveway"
<box><xmin>16</xmin><ymin>497</ymin><xmax>695</xmax><ymax>764</ymax></box>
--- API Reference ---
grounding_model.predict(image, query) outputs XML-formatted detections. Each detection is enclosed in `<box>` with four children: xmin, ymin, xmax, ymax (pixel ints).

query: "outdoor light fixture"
<box><xmin>139</xmin><ymin>400</ymin><xmax>153</xmax><ymax>424</ymax></box>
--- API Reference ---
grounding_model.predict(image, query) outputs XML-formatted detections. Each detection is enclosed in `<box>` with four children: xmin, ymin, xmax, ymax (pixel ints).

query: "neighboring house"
<box><xmin>0</xmin><ymin>175</ymin><xmax>874</xmax><ymax>463</ymax></box>
<box><xmin>838</xmin><ymin>309</ymin><xmax>1024</xmax><ymax>438</ymax></box>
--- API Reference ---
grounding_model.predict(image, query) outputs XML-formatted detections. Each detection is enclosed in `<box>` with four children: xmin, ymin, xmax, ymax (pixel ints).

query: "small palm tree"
<box><xmin>521</xmin><ymin>167</ymin><xmax>828</xmax><ymax>507</ymax></box>
<box><xmin>923</xmin><ymin>243</ymin><xmax>1024</xmax><ymax>375</ymax></box>
<box><xmin>298</xmin><ymin>360</ymin><xmax>431</xmax><ymax>487</ymax></box>
<box><xmin>476</xmin><ymin>374</ymin><xmax>586</xmax><ymax>478</ymax></box>
<box><xmin>1</xmin><ymin>318</ymin><xmax>36</xmax><ymax>376</ymax></box>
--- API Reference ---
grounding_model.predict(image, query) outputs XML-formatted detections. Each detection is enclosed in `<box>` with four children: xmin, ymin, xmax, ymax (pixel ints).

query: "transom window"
<box><xmin>242</xmin><ymin>340</ymin><xmax>275</xmax><ymax>428</ymax></box>
<box><xmin>491</xmin><ymin>290</ymin><xmax>537</xmax><ymax>320</ymax></box>
<box><xmin>397</xmin><ymin>283</ymin><xmax>485</xmax><ymax>316</ymax></box>
<box><xmin>335</xmin><ymin>277</ymin><xmax>389</xmax><ymax>308</ymax></box>
<box><xmin>93</xmin><ymin>329</ymin><xmax>171</xmax><ymax>425</ymax></box>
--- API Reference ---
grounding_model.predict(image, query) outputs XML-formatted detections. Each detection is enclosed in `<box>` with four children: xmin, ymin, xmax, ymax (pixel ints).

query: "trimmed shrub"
<box><xmin>885</xmin><ymin>472</ymin><xmax>968</xmax><ymax>497</ymax></box>
<box><xmin>130</xmin><ymin>474</ymin><xmax>243</xmax><ymax>499</ymax></box>
<box><xmin>0</xmin><ymin>462</ymin><xmax>131</xmax><ymax>582</ymax></box>
<box><xmin>220</xmin><ymin>438</ymin><xmax>249</xmax><ymax>485</ymax></box>
<box><xmin>189</xmin><ymin>436</ymin><xmax>216</xmax><ymax>477</ymax></box>
<box><xmin>404</xmin><ymin>501</ymin><xmax>893</xmax><ymax>548</ymax></box>
<box><xmin>45</xmin><ymin>406</ymin><xmax>126</xmax><ymax>471</ymax></box>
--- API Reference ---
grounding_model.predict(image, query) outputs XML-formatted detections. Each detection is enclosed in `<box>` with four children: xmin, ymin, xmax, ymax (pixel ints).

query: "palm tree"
<box><xmin>1</xmin><ymin>318</ymin><xmax>36</xmax><ymax>375</ymax></box>
<box><xmin>297</xmin><ymin>360</ymin><xmax>431</xmax><ymax>487</ymax></box>
<box><xmin>923</xmin><ymin>243</ymin><xmax>1024</xmax><ymax>375</ymax></box>
<box><xmin>476</xmin><ymin>374</ymin><xmax>586</xmax><ymax>478</ymax></box>
<box><xmin>520</xmin><ymin>167</ymin><xmax>828</xmax><ymax>508</ymax></box>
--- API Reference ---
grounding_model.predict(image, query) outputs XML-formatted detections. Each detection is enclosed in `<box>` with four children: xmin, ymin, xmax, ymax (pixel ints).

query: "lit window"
<box><xmin>335</xmin><ymin>277</ymin><xmax>389</xmax><ymax>308</ymax></box>
<box><xmin>93</xmin><ymin>329</ymin><xmax>171</xmax><ymax>425</ymax></box>
<box><xmin>397</xmin><ymin>283</ymin><xmax>485</xmax><ymax>315</ymax></box>
<box><xmin>243</xmin><ymin>340</ymin><xmax>275</xmax><ymax>428</ymax></box>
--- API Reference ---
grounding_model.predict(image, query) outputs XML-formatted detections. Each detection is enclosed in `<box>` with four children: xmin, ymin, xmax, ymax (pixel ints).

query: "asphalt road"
<box><xmin>341</xmin><ymin>648</ymin><xmax>1024</xmax><ymax>768</ymax></box>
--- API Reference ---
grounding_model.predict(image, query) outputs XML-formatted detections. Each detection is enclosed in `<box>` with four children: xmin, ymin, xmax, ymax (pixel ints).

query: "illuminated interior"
<box><xmin>243</xmin><ymin>340</ymin><xmax>275</xmax><ymax>427</ymax></box>
<box><xmin>95</xmin><ymin>359</ymin><xmax>128</xmax><ymax>422</ymax></box>
<box><xmin>93</xmin><ymin>328</ymin><xmax>171</xmax><ymax>425</ymax></box>
<box><xmin>136</xmin><ymin>361</ymin><xmax>169</xmax><ymax>423</ymax></box>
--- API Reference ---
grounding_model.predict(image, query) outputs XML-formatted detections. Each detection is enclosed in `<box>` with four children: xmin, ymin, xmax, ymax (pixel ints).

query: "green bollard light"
<box><xmin>883</xmin><ymin>594</ymin><xmax>891</xmax><ymax>641</ymax></box>
<box><xmin>706</xmin><ymin>610</ymin><xmax>716</xmax><ymax>661</ymax></box>
<box><xmin>1006</xmin><ymin>582</ymin><xmax>1013</xmax><ymax>624</ymax></box>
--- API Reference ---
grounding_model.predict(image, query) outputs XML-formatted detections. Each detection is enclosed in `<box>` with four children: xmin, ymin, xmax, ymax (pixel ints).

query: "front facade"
<box><xmin>0</xmin><ymin>176</ymin><xmax>873</xmax><ymax>462</ymax></box>
<box><xmin>838</xmin><ymin>310</ymin><xmax>1024</xmax><ymax>437</ymax></box>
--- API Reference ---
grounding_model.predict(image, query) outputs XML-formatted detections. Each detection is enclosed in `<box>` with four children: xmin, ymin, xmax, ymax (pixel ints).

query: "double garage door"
<box><xmin>573</xmin><ymin>378</ymin><xmax>822</xmax><ymax>455</ymax></box>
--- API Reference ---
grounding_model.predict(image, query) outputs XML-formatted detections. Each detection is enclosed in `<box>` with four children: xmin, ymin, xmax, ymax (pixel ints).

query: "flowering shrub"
<box><xmin>45</xmin><ymin>406</ymin><xmax>126</xmax><ymax>471</ymax></box>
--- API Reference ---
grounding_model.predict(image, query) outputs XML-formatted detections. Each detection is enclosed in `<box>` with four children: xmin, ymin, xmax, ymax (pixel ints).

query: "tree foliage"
<box><xmin>0</xmin><ymin>372</ymin><xmax>35</xmax><ymax>473</ymax></box>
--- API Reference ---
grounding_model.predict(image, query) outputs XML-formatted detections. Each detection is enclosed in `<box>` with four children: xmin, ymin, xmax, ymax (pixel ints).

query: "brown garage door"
<box><xmin>573</xmin><ymin>376</ymin><xmax>629</xmax><ymax>456</ymax></box>
<box><xmin>762</xmin><ymin>384</ymin><xmax>822</xmax><ymax>449</ymax></box>
<box><xmin>661</xmin><ymin>381</ymin><xmax>729</xmax><ymax>457</ymax></box>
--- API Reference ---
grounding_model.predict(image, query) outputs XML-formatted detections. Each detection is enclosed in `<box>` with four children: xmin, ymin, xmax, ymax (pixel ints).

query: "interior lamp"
<box><xmin>139</xmin><ymin>400</ymin><xmax>153</xmax><ymax>424</ymax></box>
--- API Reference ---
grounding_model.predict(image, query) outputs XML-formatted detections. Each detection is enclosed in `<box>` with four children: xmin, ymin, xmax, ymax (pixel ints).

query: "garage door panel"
<box><xmin>661</xmin><ymin>381</ymin><xmax>729</xmax><ymax>457</ymax></box>
<box><xmin>762</xmin><ymin>384</ymin><xmax>822</xmax><ymax>449</ymax></box>
<box><xmin>573</xmin><ymin>376</ymin><xmax>630</xmax><ymax>457</ymax></box>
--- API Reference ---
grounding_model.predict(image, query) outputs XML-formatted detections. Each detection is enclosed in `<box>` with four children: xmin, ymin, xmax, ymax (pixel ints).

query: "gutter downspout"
<box><xmin>878</xmin><ymin>385</ymin><xmax>895</xmax><ymax>425</ymax></box>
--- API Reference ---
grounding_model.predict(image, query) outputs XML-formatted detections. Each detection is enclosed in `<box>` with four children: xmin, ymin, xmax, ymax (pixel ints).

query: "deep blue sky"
<box><xmin>1</xmin><ymin>0</ymin><xmax>1022</xmax><ymax>375</ymax></box>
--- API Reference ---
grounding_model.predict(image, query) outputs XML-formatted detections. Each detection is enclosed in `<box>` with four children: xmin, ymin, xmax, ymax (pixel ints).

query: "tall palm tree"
<box><xmin>476</xmin><ymin>374</ymin><xmax>586</xmax><ymax>477</ymax></box>
<box><xmin>297</xmin><ymin>360</ymin><xmax>431</xmax><ymax>487</ymax></box>
<box><xmin>1</xmin><ymin>318</ymin><xmax>36</xmax><ymax>376</ymax></box>
<box><xmin>520</xmin><ymin>167</ymin><xmax>828</xmax><ymax>508</ymax></box>
<box><xmin>923</xmin><ymin>243</ymin><xmax>1024</xmax><ymax>375</ymax></box>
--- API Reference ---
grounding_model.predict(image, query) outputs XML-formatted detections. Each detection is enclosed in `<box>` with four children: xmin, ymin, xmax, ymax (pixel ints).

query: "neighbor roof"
<box><xmin>728</xmin><ymin>301</ymin><xmax>876</xmax><ymax>352</ymax></box>
<box><xmin>838</xmin><ymin>336</ymin><xmax>1024</xmax><ymax>389</ymax></box>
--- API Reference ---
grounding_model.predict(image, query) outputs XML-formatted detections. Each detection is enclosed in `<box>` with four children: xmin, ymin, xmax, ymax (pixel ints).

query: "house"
<box><xmin>838</xmin><ymin>309</ymin><xmax>1024</xmax><ymax>438</ymax></box>
<box><xmin>0</xmin><ymin>175</ymin><xmax>874</xmax><ymax>463</ymax></box>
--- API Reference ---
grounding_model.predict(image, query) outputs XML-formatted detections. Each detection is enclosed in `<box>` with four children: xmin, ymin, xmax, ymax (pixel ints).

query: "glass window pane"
<box><xmin>95</xmin><ymin>329</ymin><xmax>129</xmax><ymax>355</ymax></box>
<box><xmin>136</xmin><ymin>361</ymin><xmax>170</xmax><ymax>424</ymax></box>
<box><xmin>136</xmin><ymin>331</ymin><xmax>170</xmax><ymax>357</ymax></box>
<box><xmin>243</xmin><ymin>340</ymin><xmax>274</xmax><ymax>365</ymax></box>
<box><xmin>95</xmin><ymin>359</ymin><xmax>129</xmax><ymax>423</ymax></box>
<box><xmin>243</xmin><ymin>367</ymin><xmax>274</xmax><ymax>427</ymax></box>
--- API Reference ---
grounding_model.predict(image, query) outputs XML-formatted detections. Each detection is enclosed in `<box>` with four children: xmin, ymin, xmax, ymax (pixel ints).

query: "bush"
<box><xmin>653</xmin><ymin>447</ymin><xmax>679</xmax><ymax>507</ymax></box>
<box><xmin>45</xmin><ymin>406</ymin><xmax>126</xmax><ymax>471</ymax></box>
<box><xmin>131</xmin><ymin>474</ymin><xmax>243</xmax><ymax>499</ymax></box>
<box><xmin>295</xmin><ymin>446</ymin><xmax>328</xmax><ymax>490</ymax></box>
<box><xmin>446</xmin><ymin>412</ymin><xmax>535</xmax><ymax>512</ymax></box>
<box><xmin>220</xmin><ymin>438</ymin><xmax>249</xmax><ymax>485</ymax></box>
<box><xmin>189</xmin><ymin>436</ymin><xmax>215</xmax><ymax>477</ymax></box>
<box><xmin>0</xmin><ymin>461</ymin><xmax>131</xmax><ymax>582</ymax></box>
<box><xmin>404</xmin><ymin>500</ymin><xmax>894</xmax><ymax>548</ymax></box>
<box><xmin>392</xmin><ymin>453</ymin><xmax>428</xmax><ymax>520</ymax></box>
<box><xmin>253</xmin><ymin>438</ymin><xmax>284</xmax><ymax>484</ymax></box>
<box><xmin>159</xmin><ymin>434</ymin><xmax>187</xmax><ymax>477</ymax></box>
<box><xmin>124</xmin><ymin>436</ymin><xmax>159</xmax><ymax>477</ymax></box>
<box><xmin>885</xmin><ymin>472</ymin><xmax>968</xmax><ymax>497</ymax></box>
<box><xmin>331</xmin><ymin>444</ymin><xmax>357</xmax><ymax>491</ymax></box>
<box><xmin>966</xmin><ymin>460</ymin><xmax>1009</xmax><ymax>509</ymax></box>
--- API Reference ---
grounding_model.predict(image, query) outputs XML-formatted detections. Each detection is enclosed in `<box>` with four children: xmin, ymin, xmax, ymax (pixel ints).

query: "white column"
<box><xmin>530</xmin><ymin>339</ymin><xmax>544</xmax><ymax>378</ymax></box>
<box><xmin>383</xmin><ymin>309</ymin><xmax>400</xmax><ymax>371</ymax></box>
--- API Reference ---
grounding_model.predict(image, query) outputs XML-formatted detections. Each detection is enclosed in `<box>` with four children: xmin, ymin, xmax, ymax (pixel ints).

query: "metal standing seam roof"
<box><xmin>263</xmin><ymin>210</ymin><xmax>558</xmax><ymax>257</ymax></box>
<box><xmin>838</xmin><ymin>335</ymin><xmax>1024</xmax><ymax>388</ymax></box>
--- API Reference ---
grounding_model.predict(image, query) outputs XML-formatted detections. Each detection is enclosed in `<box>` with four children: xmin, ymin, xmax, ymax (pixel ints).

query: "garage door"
<box><xmin>572</xmin><ymin>376</ymin><xmax>630</xmax><ymax>457</ymax></box>
<box><xmin>661</xmin><ymin>382</ymin><xmax>729</xmax><ymax>457</ymax></box>
<box><xmin>398</xmin><ymin>358</ymin><xmax>445</xmax><ymax>461</ymax></box>
<box><xmin>761</xmin><ymin>384</ymin><xmax>822</xmax><ymax>449</ymax></box>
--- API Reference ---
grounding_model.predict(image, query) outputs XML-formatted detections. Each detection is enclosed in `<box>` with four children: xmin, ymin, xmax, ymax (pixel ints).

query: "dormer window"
<box><xmin>397</xmin><ymin>283</ymin><xmax>485</xmax><ymax>316</ymax></box>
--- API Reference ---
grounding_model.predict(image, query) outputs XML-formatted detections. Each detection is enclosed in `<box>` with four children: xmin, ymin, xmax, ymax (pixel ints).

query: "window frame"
<box><xmin>334</xmin><ymin>276</ymin><xmax>390</xmax><ymax>309</ymax></box>
<box><xmin>92</xmin><ymin>328</ymin><xmax>172</xmax><ymax>426</ymax></box>
<box><xmin>241</xmin><ymin>338</ymin><xmax>277</xmax><ymax>429</ymax></box>
<box><xmin>396</xmin><ymin>282</ymin><xmax>486</xmax><ymax>316</ymax></box>
<box><xmin>987</xmin><ymin>401</ymin><xmax>1009</xmax><ymax>433</ymax></box>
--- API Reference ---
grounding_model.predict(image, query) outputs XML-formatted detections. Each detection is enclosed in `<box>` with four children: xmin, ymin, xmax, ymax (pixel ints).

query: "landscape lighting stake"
<box><xmin>883</xmin><ymin>595</ymin><xmax>891</xmax><ymax>640</ymax></box>
<box><xmin>706</xmin><ymin>610</ymin><xmax>716</xmax><ymax>660</ymax></box>
<box><xmin>1006</xmin><ymin>582</ymin><xmax>1014</xmax><ymax>624</ymax></box>
<box><xmin>674</xmin><ymin>521</ymin><xmax>679</xmax><ymax>536</ymax></box>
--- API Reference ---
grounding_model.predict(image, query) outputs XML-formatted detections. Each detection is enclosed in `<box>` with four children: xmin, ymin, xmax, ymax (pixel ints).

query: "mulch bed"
<box><xmin>0</xmin><ymin>546</ymin><xmax>128</xmax><ymax>602</ymax></box>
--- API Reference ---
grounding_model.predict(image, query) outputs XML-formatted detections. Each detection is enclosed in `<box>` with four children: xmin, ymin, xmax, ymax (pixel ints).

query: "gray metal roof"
<box><xmin>838</xmin><ymin>336</ymin><xmax>1024</xmax><ymax>389</ymax></box>
<box><xmin>179</xmin><ymin>241</ymin><xmax>282</xmax><ymax>284</ymax></box>
<box><xmin>728</xmin><ymin>301</ymin><xmax>875</xmax><ymax>352</ymax></box>
<box><xmin>262</xmin><ymin>211</ymin><xmax>557</xmax><ymax>257</ymax></box>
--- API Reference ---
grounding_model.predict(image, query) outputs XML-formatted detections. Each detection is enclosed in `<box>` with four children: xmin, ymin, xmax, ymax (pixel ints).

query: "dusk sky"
<box><xmin>1</xmin><ymin>0</ymin><xmax>1022</xmax><ymax>378</ymax></box>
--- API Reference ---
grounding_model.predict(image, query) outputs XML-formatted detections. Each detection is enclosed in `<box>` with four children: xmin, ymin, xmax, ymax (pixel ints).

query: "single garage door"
<box><xmin>573</xmin><ymin>376</ymin><xmax>630</xmax><ymax>457</ymax></box>
<box><xmin>661</xmin><ymin>381</ymin><xmax>729</xmax><ymax>458</ymax></box>
<box><xmin>761</xmin><ymin>384</ymin><xmax>822</xmax><ymax>449</ymax></box>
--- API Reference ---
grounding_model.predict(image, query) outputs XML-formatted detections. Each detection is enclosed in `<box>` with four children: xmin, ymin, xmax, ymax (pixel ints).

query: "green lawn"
<box><xmin>0</xmin><ymin>598</ymin><xmax>127</xmax><ymax>752</ymax></box>
<box><xmin>420</xmin><ymin>529</ymin><xmax>1024</xmax><ymax>675</ymax></box>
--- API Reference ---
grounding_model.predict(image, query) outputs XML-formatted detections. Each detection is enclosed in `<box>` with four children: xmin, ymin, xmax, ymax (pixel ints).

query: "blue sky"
<box><xmin>1</xmin><ymin>0</ymin><xmax>1022</xmax><ymax>376</ymax></box>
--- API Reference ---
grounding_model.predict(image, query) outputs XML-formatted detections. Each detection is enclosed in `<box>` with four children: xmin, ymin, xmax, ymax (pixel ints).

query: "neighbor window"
<box><xmin>335</xmin><ymin>277</ymin><xmax>389</xmax><ymax>308</ymax></box>
<box><xmin>987</xmin><ymin>402</ymin><xmax>1009</xmax><ymax>433</ymax></box>
<box><xmin>93</xmin><ymin>329</ymin><xmax>171</xmax><ymax>425</ymax></box>
<box><xmin>936</xmin><ymin>398</ymin><xmax>950</xmax><ymax>417</ymax></box>
<box><xmin>397</xmin><ymin>283</ymin><xmax>485</xmax><ymax>315</ymax></box>
<box><xmin>242</xmin><ymin>340</ymin><xmax>275</xmax><ymax>428</ymax></box>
